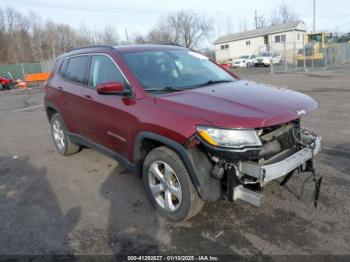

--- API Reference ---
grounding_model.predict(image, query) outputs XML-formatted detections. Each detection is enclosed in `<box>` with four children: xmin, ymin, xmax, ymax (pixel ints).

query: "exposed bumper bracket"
<box><xmin>233</xmin><ymin>185</ymin><xmax>263</xmax><ymax>207</ymax></box>
<box><xmin>237</xmin><ymin>137</ymin><xmax>321</xmax><ymax>185</ymax></box>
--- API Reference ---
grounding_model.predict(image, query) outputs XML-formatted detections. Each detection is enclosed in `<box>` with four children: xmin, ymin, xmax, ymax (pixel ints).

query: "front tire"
<box><xmin>143</xmin><ymin>146</ymin><xmax>204</xmax><ymax>221</ymax></box>
<box><xmin>50</xmin><ymin>113</ymin><xmax>80</xmax><ymax>156</ymax></box>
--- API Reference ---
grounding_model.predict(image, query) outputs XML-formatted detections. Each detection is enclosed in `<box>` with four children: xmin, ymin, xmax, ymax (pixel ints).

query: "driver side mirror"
<box><xmin>97</xmin><ymin>81</ymin><xmax>124</xmax><ymax>95</ymax></box>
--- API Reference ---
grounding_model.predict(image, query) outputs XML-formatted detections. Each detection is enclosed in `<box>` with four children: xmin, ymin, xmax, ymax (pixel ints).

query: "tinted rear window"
<box><xmin>65</xmin><ymin>56</ymin><xmax>89</xmax><ymax>85</ymax></box>
<box><xmin>59</xmin><ymin>58</ymin><xmax>69</xmax><ymax>77</ymax></box>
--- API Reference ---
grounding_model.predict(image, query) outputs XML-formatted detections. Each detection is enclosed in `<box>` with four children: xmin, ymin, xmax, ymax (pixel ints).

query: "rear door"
<box><xmin>80</xmin><ymin>54</ymin><xmax>135</xmax><ymax>156</ymax></box>
<box><xmin>61</xmin><ymin>55</ymin><xmax>91</xmax><ymax>136</ymax></box>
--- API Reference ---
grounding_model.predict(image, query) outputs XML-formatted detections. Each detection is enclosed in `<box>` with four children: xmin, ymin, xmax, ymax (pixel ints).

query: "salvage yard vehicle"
<box><xmin>297</xmin><ymin>32</ymin><xmax>332</xmax><ymax>66</ymax></box>
<box><xmin>232</xmin><ymin>54</ymin><xmax>256</xmax><ymax>68</ymax></box>
<box><xmin>44</xmin><ymin>45</ymin><xmax>322</xmax><ymax>221</ymax></box>
<box><xmin>254</xmin><ymin>51</ymin><xmax>281</xmax><ymax>67</ymax></box>
<box><xmin>0</xmin><ymin>75</ymin><xmax>13</xmax><ymax>90</ymax></box>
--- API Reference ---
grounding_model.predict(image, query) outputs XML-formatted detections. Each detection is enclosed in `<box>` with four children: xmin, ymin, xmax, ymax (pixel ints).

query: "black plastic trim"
<box><xmin>134</xmin><ymin>132</ymin><xmax>201</xmax><ymax>186</ymax></box>
<box><xmin>58</xmin><ymin>45</ymin><xmax>115</xmax><ymax>59</ymax></box>
<box><xmin>44</xmin><ymin>101</ymin><xmax>61</xmax><ymax>121</ymax></box>
<box><xmin>68</xmin><ymin>133</ymin><xmax>135</xmax><ymax>171</ymax></box>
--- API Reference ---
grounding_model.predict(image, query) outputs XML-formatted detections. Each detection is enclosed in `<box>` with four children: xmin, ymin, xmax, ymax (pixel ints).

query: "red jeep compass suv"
<box><xmin>44</xmin><ymin>45</ymin><xmax>321</xmax><ymax>221</ymax></box>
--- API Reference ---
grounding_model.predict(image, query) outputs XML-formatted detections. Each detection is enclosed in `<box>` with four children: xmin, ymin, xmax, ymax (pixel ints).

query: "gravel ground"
<box><xmin>0</xmin><ymin>65</ymin><xmax>349</xmax><ymax>257</ymax></box>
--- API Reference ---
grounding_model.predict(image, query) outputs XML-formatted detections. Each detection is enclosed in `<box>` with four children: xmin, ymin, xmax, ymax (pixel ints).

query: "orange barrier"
<box><xmin>25</xmin><ymin>72</ymin><xmax>51</xmax><ymax>82</ymax></box>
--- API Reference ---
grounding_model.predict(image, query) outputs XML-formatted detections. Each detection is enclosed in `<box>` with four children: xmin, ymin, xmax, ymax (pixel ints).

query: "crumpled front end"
<box><xmin>191</xmin><ymin>119</ymin><xmax>322</xmax><ymax>207</ymax></box>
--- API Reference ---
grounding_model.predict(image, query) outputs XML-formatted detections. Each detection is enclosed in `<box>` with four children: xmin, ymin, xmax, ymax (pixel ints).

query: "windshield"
<box><xmin>122</xmin><ymin>50</ymin><xmax>236</xmax><ymax>92</ymax></box>
<box><xmin>308</xmin><ymin>34</ymin><xmax>322</xmax><ymax>43</ymax></box>
<box><xmin>260</xmin><ymin>52</ymin><xmax>270</xmax><ymax>57</ymax></box>
<box><xmin>239</xmin><ymin>55</ymin><xmax>249</xmax><ymax>59</ymax></box>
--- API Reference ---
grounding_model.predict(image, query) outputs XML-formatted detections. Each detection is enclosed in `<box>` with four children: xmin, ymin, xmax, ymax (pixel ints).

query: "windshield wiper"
<box><xmin>195</xmin><ymin>79</ymin><xmax>234</xmax><ymax>87</ymax></box>
<box><xmin>145</xmin><ymin>86</ymin><xmax>186</xmax><ymax>92</ymax></box>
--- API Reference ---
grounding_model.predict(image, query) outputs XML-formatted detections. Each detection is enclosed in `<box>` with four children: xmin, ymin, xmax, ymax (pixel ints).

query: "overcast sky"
<box><xmin>1</xmin><ymin>0</ymin><xmax>350</xmax><ymax>42</ymax></box>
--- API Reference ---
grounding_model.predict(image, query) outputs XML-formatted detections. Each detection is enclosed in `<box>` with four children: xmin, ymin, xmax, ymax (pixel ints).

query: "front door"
<box><xmin>80</xmin><ymin>54</ymin><xmax>135</xmax><ymax>157</ymax></box>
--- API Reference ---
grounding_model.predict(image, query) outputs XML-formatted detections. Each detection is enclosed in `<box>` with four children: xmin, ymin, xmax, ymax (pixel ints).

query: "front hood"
<box><xmin>155</xmin><ymin>80</ymin><xmax>318</xmax><ymax>128</ymax></box>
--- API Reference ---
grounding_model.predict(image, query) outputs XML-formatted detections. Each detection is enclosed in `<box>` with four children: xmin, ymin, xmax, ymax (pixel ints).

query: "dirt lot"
<box><xmin>0</xmin><ymin>65</ymin><xmax>349</xmax><ymax>257</ymax></box>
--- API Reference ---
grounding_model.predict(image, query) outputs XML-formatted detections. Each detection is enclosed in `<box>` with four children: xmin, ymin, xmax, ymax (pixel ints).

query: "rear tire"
<box><xmin>50</xmin><ymin>113</ymin><xmax>80</xmax><ymax>156</ymax></box>
<box><xmin>142</xmin><ymin>146</ymin><xmax>204</xmax><ymax>221</ymax></box>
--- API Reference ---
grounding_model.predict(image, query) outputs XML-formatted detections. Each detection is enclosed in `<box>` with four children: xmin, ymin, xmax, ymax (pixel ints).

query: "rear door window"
<box><xmin>59</xmin><ymin>58</ymin><xmax>69</xmax><ymax>77</ymax></box>
<box><xmin>89</xmin><ymin>55</ymin><xmax>126</xmax><ymax>88</ymax></box>
<box><xmin>65</xmin><ymin>56</ymin><xmax>89</xmax><ymax>85</ymax></box>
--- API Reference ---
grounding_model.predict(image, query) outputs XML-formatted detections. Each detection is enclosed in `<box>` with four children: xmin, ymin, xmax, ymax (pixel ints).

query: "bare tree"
<box><xmin>254</xmin><ymin>10</ymin><xmax>266</xmax><ymax>29</ymax></box>
<box><xmin>172</xmin><ymin>12</ymin><xmax>212</xmax><ymax>48</ymax></box>
<box><xmin>279</xmin><ymin>2</ymin><xmax>298</xmax><ymax>23</ymax></box>
<box><xmin>270</xmin><ymin>2</ymin><xmax>299</xmax><ymax>25</ymax></box>
<box><xmin>0</xmin><ymin>7</ymin><xmax>121</xmax><ymax>64</ymax></box>
<box><xmin>147</xmin><ymin>22</ymin><xmax>174</xmax><ymax>45</ymax></box>
<box><xmin>132</xmin><ymin>32</ymin><xmax>148</xmax><ymax>44</ymax></box>
<box><xmin>95</xmin><ymin>25</ymin><xmax>120</xmax><ymax>45</ymax></box>
<box><xmin>0</xmin><ymin>9</ymin><xmax>7</xmax><ymax>63</ymax></box>
<box><xmin>29</xmin><ymin>12</ymin><xmax>44</xmax><ymax>61</ymax></box>
<box><xmin>0</xmin><ymin>7</ymin><xmax>213</xmax><ymax>63</ymax></box>
<box><xmin>77</xmin><ymin>23</ymin><xmax>95</xmax><ymax>46</ymax></box>
<box><xmin>147</xmin><ymin>12</ymin><xmax>212</xmax><ymax>48</ymax></box>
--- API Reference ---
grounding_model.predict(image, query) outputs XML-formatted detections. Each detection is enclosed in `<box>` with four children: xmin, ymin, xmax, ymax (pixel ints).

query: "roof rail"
<box><xmin>163</xmin><ymin>43</ymin><xmax>183</xmax><ymax>47</ymax></box>
<box><xmin>66</xmin><ymin>45</ymin><xmax>115</xmax><ymax>53</ymax></box>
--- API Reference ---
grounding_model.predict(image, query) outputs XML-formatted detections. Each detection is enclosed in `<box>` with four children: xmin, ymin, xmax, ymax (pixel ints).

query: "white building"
<box><xmin>214</xmin><ymin>21</ymin><xmax>307</xmax><ymax>63</ymax></box>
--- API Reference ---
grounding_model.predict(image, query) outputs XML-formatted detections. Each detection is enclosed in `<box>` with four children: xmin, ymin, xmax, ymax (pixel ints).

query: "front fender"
<box><xmin>133</xmin><ymin>131</ymin><xmax>221</xmax><ymax>202</ymax></box>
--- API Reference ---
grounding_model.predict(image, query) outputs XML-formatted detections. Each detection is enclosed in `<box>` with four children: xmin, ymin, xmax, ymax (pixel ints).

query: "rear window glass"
<box><xmin>65</xmin><ymin>56</ymin><xmax>89</xmax><ymax>85</ymax></box>
<box><xmin>59</xmin><ymin>59</ymin><xmax>69</xmax><ymax>77</ymax></box>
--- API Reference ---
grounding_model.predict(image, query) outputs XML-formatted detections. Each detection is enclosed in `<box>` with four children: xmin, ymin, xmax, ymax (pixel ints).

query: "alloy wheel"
<box><xmin>148</xmin><ymin>161</ymin><xmax>182</xmax><ymax>212</ymax></box>
<box><xmin>52</xmin><ymin>120</ymin><xmax>65</xmax><ymax>151</ymax></box>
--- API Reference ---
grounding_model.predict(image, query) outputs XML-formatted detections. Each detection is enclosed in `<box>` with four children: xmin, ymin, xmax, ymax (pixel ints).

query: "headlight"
<box><xmin>197</xmin><ymin>126</ymin><xmax>262</xmax><ymax>149</ymax></box>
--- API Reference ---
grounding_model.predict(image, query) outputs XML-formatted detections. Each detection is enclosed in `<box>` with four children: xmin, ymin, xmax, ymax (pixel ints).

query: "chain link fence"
<box><xmin>269</xmin><ymin>41</ymin><xmax>350</xmax><ymax>73</ymax></box>
<box><xmin>0</xmin><ymin>60</ymin><xmax>54</xmax><ymax>80</ymax></box>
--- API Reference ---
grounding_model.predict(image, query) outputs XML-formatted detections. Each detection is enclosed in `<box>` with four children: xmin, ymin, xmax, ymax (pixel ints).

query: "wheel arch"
<box><xmin>133</xmin><ymin>131</ymin><xmax>222</xmax><ymax>202</ymax></box>
<box><xmin>133</xmin><ymin>132</ymin><xmax>200</xmax><ymax>186</ymax></box>
<box><xmin>45</xmin><ymin>101</ymin><xmax>60</xmax><ymax>121</ymax></box>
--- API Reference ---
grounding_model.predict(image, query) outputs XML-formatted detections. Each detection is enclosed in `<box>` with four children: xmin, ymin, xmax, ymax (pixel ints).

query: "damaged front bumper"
<box><xmin>192</xmin><ymin>121</ymin><xmax>322</xmax><ymax>207</ymax></box>
<box><xmin>237</xmin><ymin>136</ymin><xmax>321</xmax><ymax>186</ymax></box>
<box><xmin>233</xmin><ymin>135</ymin><xmax>321</xmax><ymax>207</ymax></box>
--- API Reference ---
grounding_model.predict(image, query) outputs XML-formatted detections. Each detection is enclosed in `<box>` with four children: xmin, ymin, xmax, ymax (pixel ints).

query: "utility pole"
<box><xmin>313</xmin><ymin>0</ymin><xmax>316</xmax><ymax>32</ymax></box>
